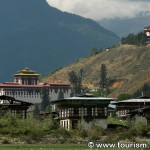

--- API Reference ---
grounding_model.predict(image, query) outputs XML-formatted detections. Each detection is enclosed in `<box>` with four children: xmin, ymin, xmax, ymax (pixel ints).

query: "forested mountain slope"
<box><xmin>0</xmin><ymin>0</ymin><xmax>119</xmax><ymax>81</ymax></box>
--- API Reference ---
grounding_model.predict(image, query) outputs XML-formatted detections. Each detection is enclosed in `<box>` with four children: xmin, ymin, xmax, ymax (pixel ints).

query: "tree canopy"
<box><xmin>121</xmin><ymin>32</ymin><xmax>147</xmax><ymax>45</ymax></box>
<box><xmin>68</xmin><ymin>69</ymin><xmax>83</xmax><ymax>95</ymax></box>
<box><xmin>100</xmin><ymin>63</ymin><xmax>107</xmax><ymax>89</ymax></box>
<box><xmin>41</xmin><ymin>87</ymin><xmax>50</xmax><ymax>112</ymax></box>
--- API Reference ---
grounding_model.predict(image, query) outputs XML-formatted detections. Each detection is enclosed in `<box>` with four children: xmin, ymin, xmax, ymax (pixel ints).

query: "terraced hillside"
<box><xmin>43</xmin><ymin>44</ymin><xmax>150</xmax><ymax>97</ymax></box>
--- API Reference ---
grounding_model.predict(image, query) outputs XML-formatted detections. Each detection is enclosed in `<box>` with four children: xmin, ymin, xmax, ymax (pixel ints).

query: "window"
<box><xmin>97</xmin><ymin>108</ymin><xmax>105</xmax><ymax>116</ymax></box>
<box><xmin>79</xmin><ymin>108</ymin><xmax>81</xmax><ymax>117</ymax></box>
<box><xmin>69</xmin><ymin>108</ymin><xmax>74</xmax><ymax>117</ymax></box>
<box><xmin>72</xmin><ymin>120</ymin><xmax>78</xmax><ymax>129</ymax></box>
<box><xmin>87</xmin><ymin>107</ymin><xmax>92</xmax><ymax>116</ymax></box>
<box><xmin>84</xmin><ymin>108</ymin><xmax>87</xmax><ymax>116</ymax></box>
<box><xmin>95</xmin><ymin>107</ymin><xmax>98</xmax><ymax>116</ymax></box>
<box><xmin>74</xmin><ymin>108</ymin><xmax>79</xmax><ymax>116</ymax></box>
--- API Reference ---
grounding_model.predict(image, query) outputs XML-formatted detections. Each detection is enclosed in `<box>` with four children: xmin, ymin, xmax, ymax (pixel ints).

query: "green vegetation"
<box><xmin>107</xmin><ymin>117</ymin><xmax>128</xmax><ymax>126</ymax></box>
<box><xmin>1</xmin><ymin>144</ymin><xmax>149</xmax><ymax>150</ymax></box>
<box><xmin>90</xmin><ymin>47</ymin><xmax>103</xmax><ymax>56</ymax></box>
<box><xmin>0</xmin><ymin>113</ymin><xmax>150</xmax><ymax>144</ymax></box>
<box><xmin>0</xmin><ymin>144</ymin><xmax>87</xmax><ymax>150</ymax></box>
<box><xmin>57</xmin><ymin>90</ymin><xmax>64</xmax><ymax>100</ymax></box>
<box><xmin>117</xmin><ymin>93</ymin><xmax>132</xmax><ymax>101</ymax></box>
<box><xmin>133</xmin><ymin>83</ymin><xmax>150</xmax><ymax>98</ymax></box>
<box><xmin>121</xmin><ymin>32</ymin><xmax>147</xmax><ymax>45</ymax></box>
<box><xmin>0</xmin><ymin>113</ymin><xmax>150</xmax><ymax>150</ymax></box>
<box><xmin>33</xmin><ymin>104</ymin><xmax>40</xmax><ymax>118</ymax></box>
<box><xmin>68</xmin><ymin>69</ymin><xmax>83</xmax><ymax>95</ymax></box>
<box><xmin>93</xmin><ymin>88</ymin><xmax>111</xmax><ymax>97</ymax></box>
<box><xmin>100</xmin><ymin>63</ymin><xmax>108</xmax><ymax>89</ymax></box>
<box><xmin>41</xmin><ymin>87</ymin><xmax>51</xmax><ymax>112</ymax></box>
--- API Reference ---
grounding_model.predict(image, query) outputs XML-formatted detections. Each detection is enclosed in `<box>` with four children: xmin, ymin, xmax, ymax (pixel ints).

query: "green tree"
<box><xmin>117</xmin><ymin>93</ymin><xmax>132</xmax><ymax>101</ymax></box>
<box><xmin>41</xmin><ymin>87</ymin><xmax>50</xmax><ymax>112</ymax></box>
<box><xmin>57</xmin><ymin>90</ymin><xmax>64</xmax><ymax>100</ymax></box>
<box><xmin>68</xmin><ymin>69</ymin><xmax>83</xmax><ymax>95</ymax></box>
<box><xmin>68</xmin><ymin>70</ymin><xmax>78</xmax><ymax>88</ymax></box>
<box><xmin>133</xmin><ymin>83</ymin><xmax>150</xmax><ymax>98</ymax></box>
<box><xmin>70</xmin><ymin>90</ymin><xmax>75</xmax><ymax>97</ymax></box>
<box><xmin>33</xmin><ymin>104</ymin><xmax>40</xmax><ymax>117</ymax></box>
<box><xmin>121</xmin><ymin>32</ymin><xmax>147</xmax><ymax>45</ymax></box>
<box><xmin>45</xmin><ymin>105</ymin><xmax>51</xmax><ymax>113</ymax></box>
<box><xmin>90</xmin><ymin>47</ymin><xmax>99</xmax><ymax>56</ymax></box>
<box><xmin>100</xmin><ymin>63</ymin><xmax>107</xmax><ymax>89</ymax></box>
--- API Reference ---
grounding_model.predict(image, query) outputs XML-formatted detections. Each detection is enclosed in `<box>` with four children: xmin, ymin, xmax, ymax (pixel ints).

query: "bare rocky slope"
<box><xmin>43</xmin><ymin>44</ymin><xmax>150</xmax><ymax>97</ymax></box>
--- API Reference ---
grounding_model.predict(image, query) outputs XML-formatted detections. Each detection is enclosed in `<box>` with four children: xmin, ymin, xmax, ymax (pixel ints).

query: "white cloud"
<box><xmin>46</xmin><ymin>0</ymin><xmax>150</xmax><ymax>20</ymax></box>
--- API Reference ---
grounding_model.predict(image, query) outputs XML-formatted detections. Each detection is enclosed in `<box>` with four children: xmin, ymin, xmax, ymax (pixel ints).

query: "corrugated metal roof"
<box><xmin>118</xmin><ymin>99</ymin><xmax>150</xmax><ymax>103</ymax></box>
<box><xmin>65</xmin><ymin>96</ymin><xmax>115</xmax><ymax>100</ymax></box>
<box><xmin>108</xmin><ymin>104</ymin><xmax>116</xmax><ymax>109</ymax></box>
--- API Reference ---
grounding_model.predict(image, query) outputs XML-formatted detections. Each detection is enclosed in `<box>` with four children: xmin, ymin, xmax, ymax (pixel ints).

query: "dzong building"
<box><xmin>0</xmin><ymin>67</ymin><xmax>71</xmax><ymax>104</ymax></box>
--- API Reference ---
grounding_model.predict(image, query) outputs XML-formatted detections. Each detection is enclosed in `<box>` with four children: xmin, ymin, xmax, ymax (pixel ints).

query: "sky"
<box><xmin>46</xmin><ymin>0</ymin><xmax>150</xmax><ymax>20</ymax></box>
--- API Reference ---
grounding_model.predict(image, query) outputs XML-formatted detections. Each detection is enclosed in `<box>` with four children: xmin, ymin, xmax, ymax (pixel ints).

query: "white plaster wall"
<box><xmin>81</xmin><ymin>119</ymin><xmax>107</xmax><ymax>130</ymax></box>
<box><xmin>50</xmin><ymin>89</ymin><xmax>71</xmax><ymax>101</ymax></box>
<box><xmin>15</xmin><ymin>95</ymin><xmax>42</xmax><ymax>103</ymax></box>
<box><xmin>0</xmin><ymin>88</ymin><xmax>71</xmax><ymax>104</ymax></box>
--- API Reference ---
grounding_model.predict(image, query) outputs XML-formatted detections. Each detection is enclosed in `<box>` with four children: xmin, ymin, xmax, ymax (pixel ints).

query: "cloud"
<box><xmin>46</xmin><ymin>0</ymin><xmax>150</xmax><ymax>20</ymax></box>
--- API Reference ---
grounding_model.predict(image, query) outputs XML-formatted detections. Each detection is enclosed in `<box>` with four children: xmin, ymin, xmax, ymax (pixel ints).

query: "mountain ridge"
<box><xmin>0</xmin><ymin>0</ymin><xmax>120</xmax><ymax>82</ymax></box>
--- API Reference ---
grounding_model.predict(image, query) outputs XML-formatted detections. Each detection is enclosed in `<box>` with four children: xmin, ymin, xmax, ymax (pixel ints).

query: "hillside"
<box><xmin>0</xmin><ymin>0</ymin><xmax>119</xmax><ymax>82</ymax></box>
<box><xmin>43</xmin><ymin>44</ymin><xmax>150</xmax><ymax>97</ymax></box>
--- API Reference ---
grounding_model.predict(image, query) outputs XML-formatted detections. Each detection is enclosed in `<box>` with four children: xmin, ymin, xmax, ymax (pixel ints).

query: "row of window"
<box><xmin>59</xmin><ymin>107</ymin><xmax>108</xmax><ymax>118</ymax></box>
<box><xmin>3</xmin><ymin>90</ymin><xmax>69</xmax><ymax>96</ymax></box>
<box><xmin>11</xmin><ymin>110</ymin><xmax>27</xmax><ymax>119</ymax></box>
<box><xmin>2</xmin><ymin>88</ymin><xmax>69</xmax><ymax>94</ymax></box>
<box><xmin>118</xmin><ymin>110</ymin><xmax>129</xmax><ymax>116</ymax></box>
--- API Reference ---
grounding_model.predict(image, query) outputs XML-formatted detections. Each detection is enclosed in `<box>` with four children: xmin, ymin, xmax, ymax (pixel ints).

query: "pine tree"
<box><xmin>41</xmin><ymin>87</ymin><xmax>50</xmax><ymax>112</ymax></box>
<box><xmin>121</xmin><ymin>32</ymin><xmax>147</xmax><ymax>45</ymax></box>
<box><xmin>33</xmin><ymin>104</ymin><xmax>40</xmax><ymax>118</ymax></box>
<box><xmin>57</xmin><ymin>90</ymin><xmax>64</xmax><ymax>100</ymax></box>
<box><xmin>68</xmin><ymin>70</ymin><xmax>83</xmax><ymax>95</ymax></box>
<box><xmin>100</xmin><ymin>63</ymin><xmax>107</xmax><ymax>89</ymax></box>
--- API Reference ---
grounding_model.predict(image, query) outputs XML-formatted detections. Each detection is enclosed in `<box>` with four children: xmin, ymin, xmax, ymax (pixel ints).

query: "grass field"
<box><xmin>0</xmin><ymin>144</ymin><xmax>149</xmax><ymax>150</ymax></box>
<box><xmin>0</xmin><ymin>144</ymin><xmax>86</xmax><ymax>150</ymax></box>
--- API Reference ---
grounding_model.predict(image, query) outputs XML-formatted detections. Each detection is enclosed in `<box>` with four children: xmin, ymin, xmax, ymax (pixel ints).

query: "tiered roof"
<box><xmin>15</xmin><ymin>67</ymin><xmax>39</xmax><ymax>76</ymax></box>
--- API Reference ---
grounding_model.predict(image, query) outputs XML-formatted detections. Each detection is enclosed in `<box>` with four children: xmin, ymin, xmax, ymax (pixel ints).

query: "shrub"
<box><xmin>118</xmin><ymin>129</ymin><xmax>134</xmax><ymax>140</ymax></box>
<box><xmin>1</xmin><ymin>139</ymin><xmax>10</xmax><ymax>144</ymax></box>
<box><xmin>49</xmin><ymin>128</ymin><xmax>71</xmax><ymax>139</ymax></box>
<box><xmin>129</xmin><ymin>116</ymin><xmax>149</xmax><ymax>137</ymax></box>
<box><xmin>117</xmin><ymin>93</ymin><xmax>132</xmax><ymax>101</ymax></box>
<box><xmin>87</xmin><ymin>125</ymin><xmax>105</xmax><ymax>141</ymax></box>
<box><xmin>42</xmin><ymin>117</ymin><xmax>59</xmax><ymax>133</ymax></box>
<box><xmin>0</xmin><ymin>113</ymin><xmax>54</xmax><ymax>138</ymax></box>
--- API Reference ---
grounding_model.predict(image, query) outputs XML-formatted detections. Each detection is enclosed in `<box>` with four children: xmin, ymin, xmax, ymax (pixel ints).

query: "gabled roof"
<box><xmin>0</xmin><ymin>95</ymin><xmax>33</xmax><ymax>106</ymax></box>
<box><xmin>65</xmin><ymin>96</ymin><xmax>115</xmax><ymax>100</ymax></box>
<box><xmin>51</xmin><ymin>96</ymin><xmax>115</xmax><ymax>105</ymax></box>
